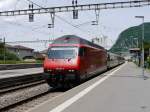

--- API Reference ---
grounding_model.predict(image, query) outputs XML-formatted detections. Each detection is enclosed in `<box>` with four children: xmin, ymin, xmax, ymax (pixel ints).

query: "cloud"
<box><xmin>0</xmin><ymin>0</ymin><xmax>16</xmax><ymax>9</ymax></box>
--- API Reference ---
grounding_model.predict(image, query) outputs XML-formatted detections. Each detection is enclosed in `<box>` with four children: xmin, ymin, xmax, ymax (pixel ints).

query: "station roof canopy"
<box><xmin>129</xmin><ymin>48</ymin><xmax>140</xmax><ymax>51</ymax></box>
<box><xmin>129</xmin><ymin>48</ymin><xmax>140</xmax><ymax>53</ymax></box>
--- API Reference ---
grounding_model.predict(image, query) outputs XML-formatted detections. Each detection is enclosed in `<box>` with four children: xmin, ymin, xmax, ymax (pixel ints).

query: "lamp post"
<box><xmin>135</xmin><ymin>16</ymin><xmax>145</xmax><ymax>78</ymax></box>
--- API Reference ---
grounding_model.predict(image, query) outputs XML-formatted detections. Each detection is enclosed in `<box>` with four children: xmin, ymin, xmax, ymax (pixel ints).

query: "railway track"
<box><xmin>0</xmin><ymin>69</ymin><xmax>64</xmax><ymax>112</ymax></box>
<box><xmin>0</xmin><ymin>83</ymin><xmax>63</xmax><ymax>112</ymax></box>
<box><xmin>0</xmin><ymin>80</ymin><xmax>45</xmax><ymax>94</ymax></box>
<box><xmin>0</xmin><ymin>72</ymin><xmax>55</xmax><ymax>111</ymax></box>
<box><xmin>0</xmin><ymin>73</ymin><xmax>45</xmax><ymax>93</ymax></box>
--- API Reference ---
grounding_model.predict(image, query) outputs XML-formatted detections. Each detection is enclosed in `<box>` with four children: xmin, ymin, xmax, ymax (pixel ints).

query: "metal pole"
<box><xmin>135</xmin><ymin>38</ymin><xmax>139</xmax><ymax>64</ymax></box>
<box><xmin>135</xmin><ymin>16</ymin><xmax>145</xmax><ymax>78</ymax></box>
<box><xmin>142</xmin><ymin>17</ymin><xmax>145</xmax><ymax>78</ymax></box>
<box><xmin>3</xmin><ymin>37</ymin><xmax>5</xmax><ymax>64</ymax></box>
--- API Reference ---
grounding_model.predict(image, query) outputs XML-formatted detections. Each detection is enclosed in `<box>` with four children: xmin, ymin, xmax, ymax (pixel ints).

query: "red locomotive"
<box><xmin>44</xmin><ymin>35</ymin><xmax>107</xmax><ymax>88</ymax></box>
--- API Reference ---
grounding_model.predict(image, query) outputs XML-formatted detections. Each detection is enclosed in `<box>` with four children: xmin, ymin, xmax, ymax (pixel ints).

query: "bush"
<box><xmin>146</xmin><ymin>56</ymin><xmax>150</xmax><ymax>68</ymax></box>
<box><xmin>0</xmin><ymin>51</ymin><xmax>20</xmax><ymax>61</ymax></box>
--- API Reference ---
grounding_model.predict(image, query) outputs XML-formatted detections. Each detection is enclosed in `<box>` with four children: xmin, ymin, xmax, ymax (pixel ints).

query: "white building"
<box><xmin>6</xmin><ymin>44</ymin><xmax>34</xmax><ymax>60</ymax></box>
<box><xmin>91</xmin><ymin>35</ymin><xmax>108</xmax><ymax>48</ymax></box>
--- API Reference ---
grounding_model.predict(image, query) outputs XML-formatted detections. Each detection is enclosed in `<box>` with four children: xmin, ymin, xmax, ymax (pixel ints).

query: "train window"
<box><xmin>79</xmin><ymin>47</ymin><xmax>86</xmax><ymax>56</ymax></box>
<box><xmin>48</xmin><ymin>50</ymin><xmax>76</xmax><ymax>59</ymax></box>
<box><xmin>47</xmin><ymin>47</ymin><xmax>78</xmax><ymax>59</ymax></box>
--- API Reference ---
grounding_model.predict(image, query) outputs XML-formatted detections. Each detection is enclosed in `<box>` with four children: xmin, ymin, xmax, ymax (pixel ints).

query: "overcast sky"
<box><xmin>0</xmin><ymin>0</ymin><xmax>149</xmax><ymax>51</ymax></box>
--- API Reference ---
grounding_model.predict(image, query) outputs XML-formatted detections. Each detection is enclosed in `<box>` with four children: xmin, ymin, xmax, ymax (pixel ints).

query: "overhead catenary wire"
<box><xmin>3</xmin><ymin>20</ymin><xmax>50</xmax><ymax>35</ymax></box>
<box><xmin>4</xmin><ymin>1</ymin><xmax>52</xmax><ymax>36</ymax></box>
<box><xmin>5</xmin><ymin>0</ymin><xmax>142</xmax><ymax>44</ymax></box>
<box><xmin>7</xmin><ymin>0</ymin><xmax>116</xmax><ymax>44</ymax></box>
<box><xmin>0</xmin><ymin>0</ymin><xmax>50</xmax><ymax>36</ymax></box>
<box><xmin>24</xmin><ymin>0</ymin><xmax>95</xmax><ymax>37</ymax></box>
<box><xmin>55</xmin><ymin>15</ymin><xmax>94</xmax><ymax>37</ymax></box>
<box><xmin>3</xmin><ymin>0</ymin><xmax>93</xmax><ymax>44</ymax></box>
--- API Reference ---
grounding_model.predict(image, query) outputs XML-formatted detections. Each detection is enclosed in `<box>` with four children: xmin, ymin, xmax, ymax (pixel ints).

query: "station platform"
<box><xmin>0</xmin><ymin>68</ymin><xmax>43</xmax><ymax>79</ymax></box>
<box><xmin>27</xmin><ymin>62</ymin><xmax>150</xmax><ymax>112</ymax></box>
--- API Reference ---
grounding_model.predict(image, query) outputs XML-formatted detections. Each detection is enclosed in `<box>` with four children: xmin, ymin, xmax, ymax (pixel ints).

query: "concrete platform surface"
<box><xmin>27</xmin><ymin>62</ymin><xmax>150</xmax><ymax>112</ymax></box>
<box><xmin>0</xmin><ymin>68</ymin><xmax>43</xmax><ymax>79</ymax></box>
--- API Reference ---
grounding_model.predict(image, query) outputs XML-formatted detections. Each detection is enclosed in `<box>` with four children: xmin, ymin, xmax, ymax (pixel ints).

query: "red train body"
<box><xmin>44</xmin><ymin>35</ymin><xmax>107</xmax><ymax>88</ymax></box>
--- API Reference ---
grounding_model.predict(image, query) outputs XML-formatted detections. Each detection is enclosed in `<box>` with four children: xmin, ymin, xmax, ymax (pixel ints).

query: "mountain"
<box><xmin>110</xmin><ymin>23</ymin><xmax>150</xmax><ymax>53</ymax></box>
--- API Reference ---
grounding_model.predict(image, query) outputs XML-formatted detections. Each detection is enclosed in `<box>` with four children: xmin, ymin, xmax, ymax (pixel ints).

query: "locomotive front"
<box><xmin>44</xmin><ymin>36</ymin><xmax>81</xmax><ymax>88</ymax></box>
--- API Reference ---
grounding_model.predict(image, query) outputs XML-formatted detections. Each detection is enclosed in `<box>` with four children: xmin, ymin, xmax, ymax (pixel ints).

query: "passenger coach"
<box><xmin>44</xmin><ymin>35</ymin><xmax>107</xmax><ymax>88</ymax></box>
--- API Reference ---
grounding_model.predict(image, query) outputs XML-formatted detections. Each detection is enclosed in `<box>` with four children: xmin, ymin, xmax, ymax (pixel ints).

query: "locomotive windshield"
<box><xmin>48</xmin><ymin>47</ymin><xmax>78</xmax><ymax>59</ymax></box>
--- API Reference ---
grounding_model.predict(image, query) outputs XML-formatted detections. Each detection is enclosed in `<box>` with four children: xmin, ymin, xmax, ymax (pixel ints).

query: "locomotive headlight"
<box><xmin>46</xmin><ymin>69</ymin><xmax>52</xmax><ymax>72</ymax></box>
<box><xmin>69</xmin><ymin>70</ymin><xmax>75</xmax><ymax>72</ymax></box>
<box><xmin>48</xmin><ymin>69</ymin><xmax>52</xmax><ymax>71</ymax></box>
<box><xmin>44</xmin><ymin>69</ymin><xmax>52</xmax><ymax>73</ymax></box>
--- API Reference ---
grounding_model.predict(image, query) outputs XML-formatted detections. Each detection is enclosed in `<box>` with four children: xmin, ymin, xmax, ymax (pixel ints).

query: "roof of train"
<box><xmin>108</xmin><ymin>52</ymin><xmax>124</xmax><ymax>58</ymax></box>
<box><xmin>52</xmin><ymin>35</ymin><xmax>105</xmax><ymax>50</ymax></box>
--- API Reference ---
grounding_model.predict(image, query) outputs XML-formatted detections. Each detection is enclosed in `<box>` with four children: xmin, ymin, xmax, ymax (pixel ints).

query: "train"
<box><xmin>107</xmin><ymin>52</ymin><xmax>125</xmax><ymax>69</ymax></box>
<box><xmin>43</xmin><ymin>35</ymin><xmax>125</xmax><ymax>88</ymax></box>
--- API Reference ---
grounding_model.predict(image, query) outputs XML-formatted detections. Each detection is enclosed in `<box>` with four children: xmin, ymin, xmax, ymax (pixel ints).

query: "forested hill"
<box><xmin>110</xmin><ymin>23</ymin><xmax>150</xmax><ymax>53</ymax></box>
